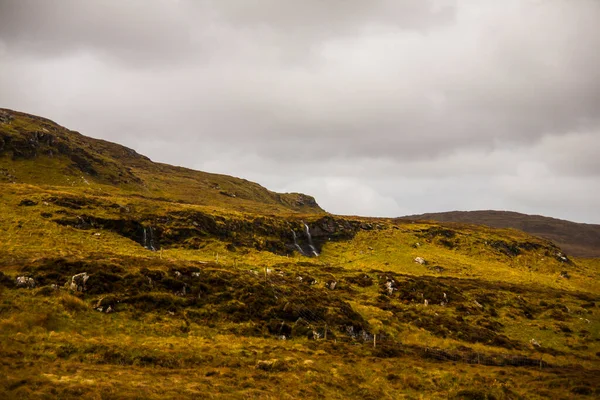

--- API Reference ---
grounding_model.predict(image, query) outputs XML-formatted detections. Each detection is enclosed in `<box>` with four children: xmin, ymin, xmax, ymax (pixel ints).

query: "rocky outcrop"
<box><xmin>53</xmin><ymin>210</ymin><xmax>378</xmax><ymax>256</ymax></box>
<box><xmin>16</xmin><ymin>276</ymin><xmax>36</xmax><ymax>288</ymax></box>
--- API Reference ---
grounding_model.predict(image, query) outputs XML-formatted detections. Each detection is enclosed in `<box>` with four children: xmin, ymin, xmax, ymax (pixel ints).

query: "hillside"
<box><xmin>0</xmin><ymin>108</ymin><xmax>323</xmax><ymax>215</ymax></box>
<box><xmin>0</xmin><ymin>109</ymin><xmax>599</xmax><ymax>399</ymax></box>
<box><xmin>400</xmin><ymin>211</ymin><xmax>600</xmax><ymax>258</ymax></box>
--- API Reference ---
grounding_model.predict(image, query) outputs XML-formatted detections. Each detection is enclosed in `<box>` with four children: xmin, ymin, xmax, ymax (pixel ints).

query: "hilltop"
<box><xmin>0</xmin><ymin>109</ymin><xmax>599</xmax><ymax>399</ymax></box>
<box><xmin>400</xmin><ymin>211</ymin><xmax>600</xmax><ymax>258</ymax></box>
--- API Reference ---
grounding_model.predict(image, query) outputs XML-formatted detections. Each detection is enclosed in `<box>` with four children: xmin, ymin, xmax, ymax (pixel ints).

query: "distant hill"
<box><xmin>400</xmin><ymin>210</ymin><xmax>600</xmax><ymax>257</ymax></box>
<box><xmin>0</xmin><ymin>108</ymin><xmax>323</xmax><ymax>214</ymax></box>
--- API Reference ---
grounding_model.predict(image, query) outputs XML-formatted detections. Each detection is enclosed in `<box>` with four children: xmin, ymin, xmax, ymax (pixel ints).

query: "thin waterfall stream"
<box><xmin>143</xmin><ymin>226</ymin><xmax>156</xmax><ymax>251</ymax></box>
<box><xmin>303</xmin><ymin>222</ymin><xmax>319</xmax><ymax>257</ymax></box>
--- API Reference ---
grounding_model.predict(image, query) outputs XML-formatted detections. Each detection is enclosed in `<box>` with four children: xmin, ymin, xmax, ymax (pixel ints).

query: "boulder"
<box><xmin>384</xmin><ymin>279</ymin><xmax>397</xmax><ymax>295</ymax></box>
<box><xmin>69</xmin><ymin>272</ymin><xmax>89</xmax><ymax>292</ymax></box>
<box><xmin>15</xmin><ymin>276</ymin><xmax>36</xmax><ymax>289</ymax></box>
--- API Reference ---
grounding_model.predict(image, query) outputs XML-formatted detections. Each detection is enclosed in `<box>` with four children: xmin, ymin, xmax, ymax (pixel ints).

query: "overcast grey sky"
<box><xmin>1</xmin><ymin>0</ymin><xmax>599</xmax><ymax>223</ymax></box>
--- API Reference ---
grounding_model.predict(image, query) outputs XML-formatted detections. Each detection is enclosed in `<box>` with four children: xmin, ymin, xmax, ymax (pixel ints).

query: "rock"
<box><xmin>326</xmin><ymin>280</ymin><xmax>337</xmax><ymax>290</ymax></box>
<box><xmin>414</xmin><ymin>257</ymin><xmax>426</xmax><ymax>265</ymax></box>
<box><xmin>294</xmin><ymin>194</ymin><xmax>318</xmax><ymax>208</ymax></box>
<box><xmin>559</xmin><ymin>271</ymin><xmax>570</xmax><ymax>279</ymax></box>
<box><xmin>384</xmin><ymin>279</ymin><xmax>397</xmax><ymax>295</ymax></box>
<box><xmin>0</xmin><ymin>110</ymin><xmax>13</xmax><ymax>124</ymax></box>
<box><xmin>15</xmin><ymin>276</ymin><xmax>36</xmax><ymax>289</ymax></box>
<box><xmin>299</xmin><ymin>276</ymin><xmax>317</xmax><ymax>285</ymax></box>
<box><xmin>424</xmin><ymin>299</ymin><xmax>429</xmax><ymax>306</ymax></box>
<box><xmin>69</xmin><ymin>272</ymin><xmax>89</xmax><ymax>292</ymax></box>
<box><xmin>530</xmin><ymin>338</ymin><xmax>541</xmax><ymax>347</ymax></box>
<box><xmin>175</xmin><ymin>284</ymin><xmax>188</xmax><ymax>296</ymax></box>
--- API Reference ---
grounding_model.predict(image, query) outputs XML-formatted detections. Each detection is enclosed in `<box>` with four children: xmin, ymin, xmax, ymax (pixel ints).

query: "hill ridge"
<box><xmin>400</xmin><ymin>210</ymin><xmax>600</xmax><ymax>257</ymax></box>
<box><xmin>0</xmin><ymin>108</ymin><xmax>323</xmax><ymax>214</ymax></box>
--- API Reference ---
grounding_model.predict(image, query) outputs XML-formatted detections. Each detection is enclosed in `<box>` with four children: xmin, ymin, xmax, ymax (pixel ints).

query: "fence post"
<box><xmin>373</xmin><ymin>334</ymin><xmax>376</xmax><ymax>348</ymax></box>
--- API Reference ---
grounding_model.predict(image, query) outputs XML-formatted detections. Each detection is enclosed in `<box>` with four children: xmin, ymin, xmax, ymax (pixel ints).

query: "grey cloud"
<box><xmin>204</xmin><ymin>0</ymin><xmax>456</xmax><ymax>37</ymax></box>
<box><xmin>0</xmin><ymin>0</ymin><xmax>599</xmax><ymax>222</ymax></box>
<box><xmin>0</xmin><ymin>0</ymin><xmax>193</xmax><ymax>64</ymax></box>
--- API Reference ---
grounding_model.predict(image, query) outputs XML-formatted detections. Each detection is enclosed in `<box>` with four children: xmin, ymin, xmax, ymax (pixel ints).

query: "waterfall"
<box><xmin>143</xmin><ymin>226</ymin><xmax>156</xmax><ymax>251</ymax></box>
<box><xmin>303</xmin><ymin>222</ymin><xmax>319</xmax><ymax>257</ymax></box>
<box><xmin>291</xmin><ymin>230</ymin><xmax>305</xmax><ymax>256</ymax></box>
<box><xmin>148</xmin><ymin>226</ymin><xmax>156</xmax><ymax>251</ymax></box>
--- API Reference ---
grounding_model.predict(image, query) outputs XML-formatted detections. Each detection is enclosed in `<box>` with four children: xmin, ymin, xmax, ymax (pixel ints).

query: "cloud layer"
<box><xmin>1</xmin><ymin>0</ymin><xmax>599</xmax><ymax>222</ymax></box>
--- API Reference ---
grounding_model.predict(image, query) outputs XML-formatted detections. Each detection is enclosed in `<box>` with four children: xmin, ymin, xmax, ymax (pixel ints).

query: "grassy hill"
<box><xmin>1</xmin><ymin>109</ymin><xmax>599</xmax><ymax>399</ymax></box>
<box><xmin>400</xmin><ymin>210</ymin><xmax>600</xmax><ymax>258</ymax></box>
<box><xmin>0</xmin><ymin>108</ymin><xmax>323</xmax><ymax>215</ymax></box>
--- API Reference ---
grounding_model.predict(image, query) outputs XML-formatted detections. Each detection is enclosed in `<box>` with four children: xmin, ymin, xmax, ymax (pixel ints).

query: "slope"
<box><xmin>0</xmin><ymin>108</ymin><xmax>322</xmax><ymax>215</ymax></box>
<box><xmin>0</xmin><ymin>109</ymin><xmax>599</xmax><ymax>399</ymax></box>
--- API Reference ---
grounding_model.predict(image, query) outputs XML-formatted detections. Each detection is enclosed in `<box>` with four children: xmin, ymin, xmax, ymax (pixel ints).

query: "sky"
<box><xmin>1</xmin><ymin>0</ymin><xmax>599</xmax><ymax>223</ymax></box>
